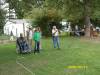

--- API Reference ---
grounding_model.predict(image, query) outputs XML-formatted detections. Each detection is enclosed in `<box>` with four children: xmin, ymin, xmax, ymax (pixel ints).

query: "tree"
<box><xmin>45</xmin><ymin>0</ymin><xmax>100</xmax><ymax>37</ymax></box>
<box><xmin>23</xmin><ymin>1</ymin><xmax>62</xmax><ymax>36</ymax></box>
<box><xmin>31</xmin><ymin>8</ymin><xmax>62</xmax><ymax>36</ymax></box>
<box><xmin>0</xmin><ymin>8</ymin><xmax>6</xmax><ymax>34</ymax></box>
<box><xmin>6</xmin><ymin>0</ymin><xmax>100</xmax><ymax>37</ymax></box>
<box><xmin>6</xmin><ymin>0</ymin><xmax>24</xmax><ymax>19</ymax></box>
<box><xmin>6</xmin><ymin>0</ymin><xmax>45</xmax><ymax>19</ymax></box>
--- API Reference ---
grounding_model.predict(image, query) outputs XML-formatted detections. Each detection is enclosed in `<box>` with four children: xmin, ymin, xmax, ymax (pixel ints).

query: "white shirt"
<box><xmin>52</xmin><ymin>29</ymin><xmax>59</xmax><ymax>36</ymax></box>
<box><xmin>75</xmin><ymin>25</ymin><xmax>78</xmax><ymax>31</ymax></box>
<box><xmin>29</xmin><ymin>30</ymin><xmax>33</xmax><ymax>39</ymax></box>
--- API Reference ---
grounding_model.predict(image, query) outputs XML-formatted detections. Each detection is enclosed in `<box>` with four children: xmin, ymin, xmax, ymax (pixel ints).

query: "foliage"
<box><xmin>6</xmin><ymin>0</ymin><xmax>100</xmax><ymax>36</ymax></box>
<box><xmin>44</xmin><ymin>0</ymin><xmax>100</xmax><ymax>37</ymax></box>
<box><xmin>0</xmin><ymin>9</ymin><xmax>6</xmax><ymax>34</ymax></box>
<box><xmin>32</xmin><ymin>9</ymin><xmax>62</xmax><ymax>36</ymax></box>
<box><xmin>6</xmin><ymin>0</ymin><xmax>100</xmax><ymax>22</ymax></box>
<box><xmin>6</xmin><ymin>0</ymin><xmax>45</xmax><ymax>19</ymax></box>
<box><xmin>45</xmin><ymin>0</ymin><xmax>100</xmax><ymax>24</ymax></box>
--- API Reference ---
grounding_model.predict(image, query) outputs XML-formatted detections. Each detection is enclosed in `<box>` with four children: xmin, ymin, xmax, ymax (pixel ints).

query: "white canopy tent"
<box><xmin>4</xmin><ymin>19</ymin><xmax>31</xmax><ymax>37</ymax></box>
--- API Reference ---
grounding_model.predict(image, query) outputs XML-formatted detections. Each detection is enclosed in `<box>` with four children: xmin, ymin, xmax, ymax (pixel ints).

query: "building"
<box><xmin>1</xmin><ymin>1</ymin><xmax>32</xmax><ymax>37</ymax></box>
<box><xmin>4</xmin><ymin>19</ymin><xmax>32</xmax><ymax>37</ymax></box>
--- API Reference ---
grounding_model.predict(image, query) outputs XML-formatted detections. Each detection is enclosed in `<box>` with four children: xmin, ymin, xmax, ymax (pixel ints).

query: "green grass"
<box><xmin>0</xmin><ymin>35</ymin><xmax>10</xmax><ymax>40</ymax></box>
<box><xmin>0</xmin><ymin>37</ymin><xmax>100</xmax><ymax>75</ymax></box>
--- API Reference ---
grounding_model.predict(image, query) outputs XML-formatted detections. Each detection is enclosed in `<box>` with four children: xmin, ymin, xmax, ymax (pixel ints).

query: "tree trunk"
<box><xmin>23</xmin><ymin>23</ymin><xmax>25</xmax><ymax>37</ymax></box>
<box><xmin>84</xmin><ymin>0</ymin><xmax>91</xmax><ymax>37</ymax></box>
<box><xmin>84</xmin><ymin>16</ymin><xmax>91</xmax><ymax>37</ymax></box>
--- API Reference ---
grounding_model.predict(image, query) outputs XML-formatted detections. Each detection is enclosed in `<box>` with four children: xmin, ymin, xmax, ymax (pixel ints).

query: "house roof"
<box><xmin>8</xmin><ymin>19</ymin><xmax>32</xmax><ymax>24</ymax></box>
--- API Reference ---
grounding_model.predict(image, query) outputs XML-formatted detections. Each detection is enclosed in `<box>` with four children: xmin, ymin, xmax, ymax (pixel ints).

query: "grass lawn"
<box><xmin>0</xmin><ymin>37</ymin><xmax>100</xmax><ymax>75</ymax></box>
<box><xmin>0</xmin><ymin>35</ymin><xmax>10</xmax><ymax>40</ymax></box>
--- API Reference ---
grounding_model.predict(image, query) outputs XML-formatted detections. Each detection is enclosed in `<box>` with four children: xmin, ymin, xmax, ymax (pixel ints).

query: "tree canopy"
<box><xmin>6</xmin><ymin>0</ymin><xmax>100</xmax><ymax>36</ymax></box>
<box><xmin>6</xmin><ymin>0</ymin><xmax>45</xmax><ymax>19</ymax></box>
<box><xmin>6</xmin><ymin>0</ymin><xmax>100</xmax><ymax>21</ymax></box>
<box><xmin>0</xmin><ymin>8</ymin><xmax>6</xmax><ymax>34</ymax></box>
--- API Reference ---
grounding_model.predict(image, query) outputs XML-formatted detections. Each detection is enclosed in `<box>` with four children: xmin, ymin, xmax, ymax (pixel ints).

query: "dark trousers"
<box><xmin>19</xmin><ymin>42</ymin><xmax>25</xmax><ymax>50</ymax></box>
<box><xmin>34</xmin><ymin>41</ymin><xmax>40</xmax><ymax>53</ymax></box>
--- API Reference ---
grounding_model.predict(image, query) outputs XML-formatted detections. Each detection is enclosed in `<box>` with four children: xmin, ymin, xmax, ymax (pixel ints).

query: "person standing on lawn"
<box><xmin>10</xmin><ymin>31</ymin><xmax>14</xmax><ymax>41</ymax></box>
<box><xmin>33</xmin><ymin>27</ymin><xmax>41</xmax><ymax>54</ymax></box>
<box><xmin>52</xmin><ymin>26</ymin><xmax>60</xmax><ymax>49</ymax></box>
<box><xmin>28</xmin><ymin>27</ymin><xmax>33</xmax><ymax>49</ymax></box>
<box><xmin>38</xmin><ymin>27</ymin><xmax>42</xmax><ymax>50</ymax></box>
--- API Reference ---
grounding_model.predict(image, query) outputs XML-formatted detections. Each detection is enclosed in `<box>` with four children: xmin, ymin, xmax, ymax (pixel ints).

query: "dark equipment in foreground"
<box><xmin>16</xmin><ymin>34</ymin><xmax>32</xmax><ymax>54</ymax></box>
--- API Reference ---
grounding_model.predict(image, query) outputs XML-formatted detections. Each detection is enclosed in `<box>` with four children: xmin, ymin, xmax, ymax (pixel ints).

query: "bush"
<box><xmin>32</xmin><ymin>15</ymin><xmax>62</xmax><ymax>37</ymax></box>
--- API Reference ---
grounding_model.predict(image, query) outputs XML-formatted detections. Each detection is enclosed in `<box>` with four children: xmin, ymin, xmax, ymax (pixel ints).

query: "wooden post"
<box><xmin>23</xmin><ymin>23</ymin><xmax>25</xmax><ymax>37</ymax></box>
<box><xmin>16</xmin><ymin>28</ymin><xmax>18</xmax><ymax>37</ymax></box>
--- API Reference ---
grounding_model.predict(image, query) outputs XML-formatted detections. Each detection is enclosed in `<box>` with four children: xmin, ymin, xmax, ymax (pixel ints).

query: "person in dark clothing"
<box><xmin>16</xmin><ymin>33</ymin><xmax>29</xmax><ymax>54</ymax></box>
